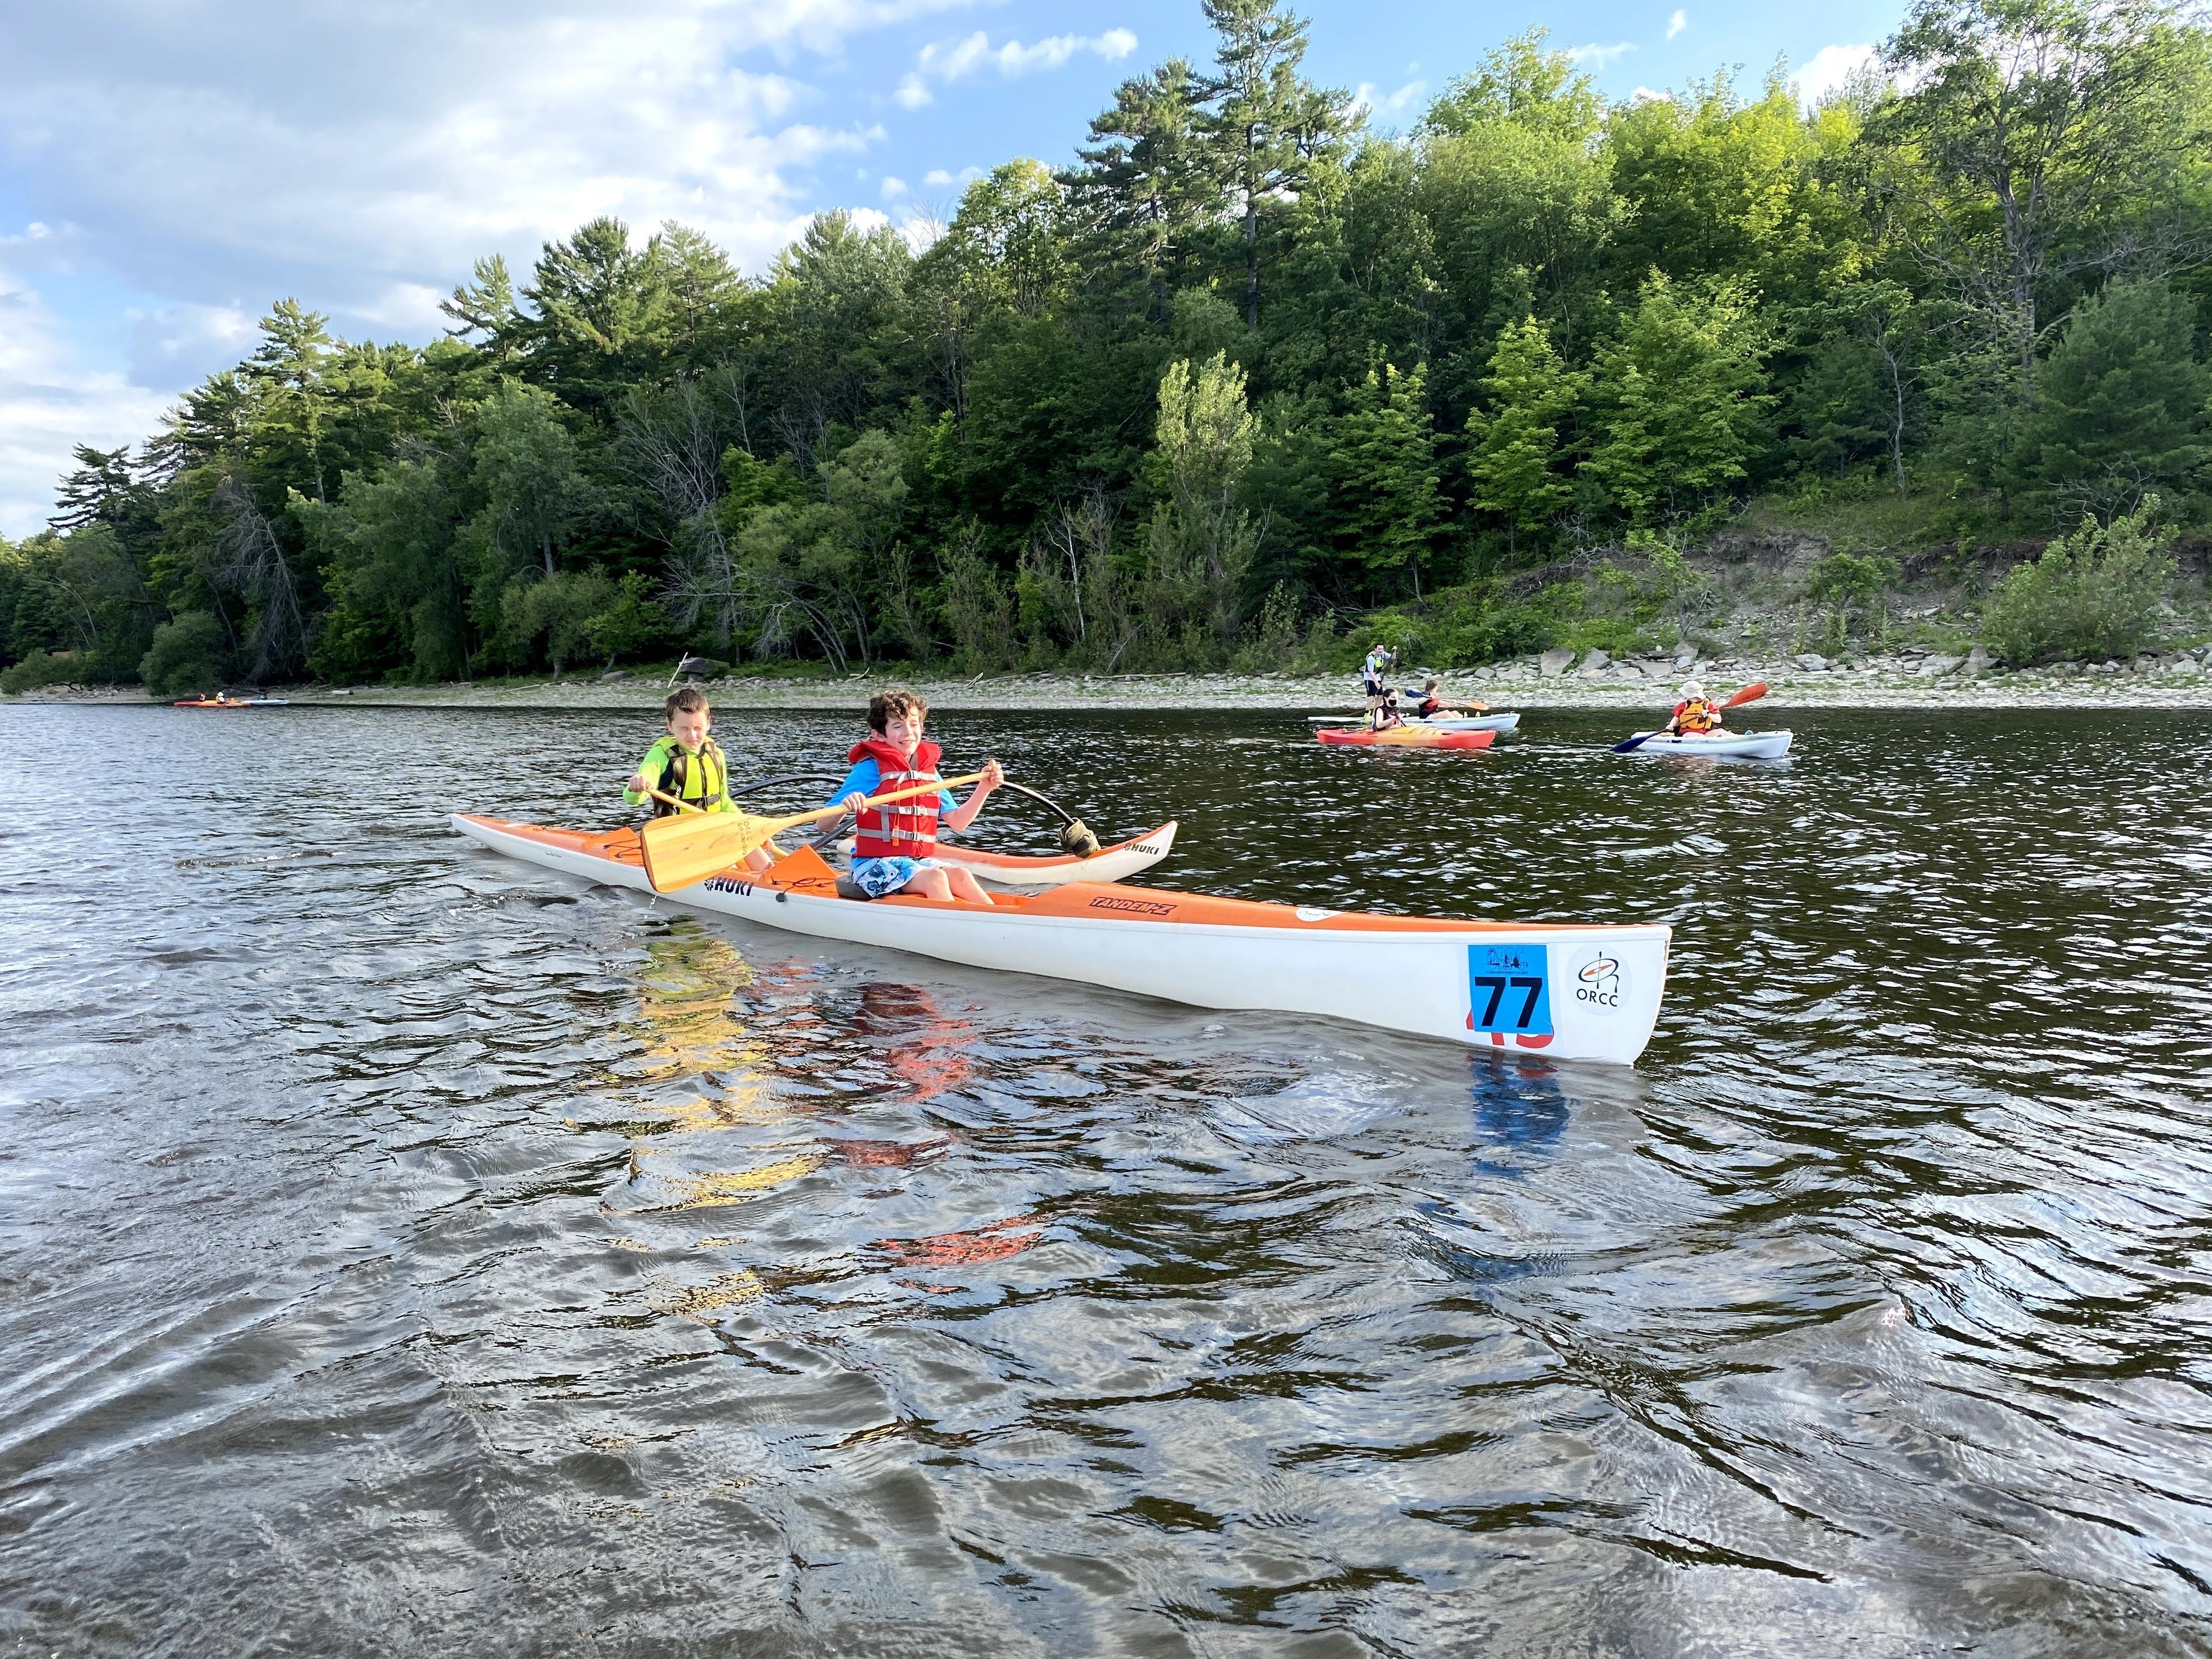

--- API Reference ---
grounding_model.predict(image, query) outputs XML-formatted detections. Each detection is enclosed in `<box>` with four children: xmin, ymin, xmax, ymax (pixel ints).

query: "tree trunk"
<box><xmin>1244</xmin><ymin>196</ymin><xmax>1259</xmax><ymax>328</ymax></box>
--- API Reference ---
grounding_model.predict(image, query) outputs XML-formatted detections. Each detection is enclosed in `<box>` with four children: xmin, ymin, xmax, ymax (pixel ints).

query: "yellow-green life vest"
<box><xmin>650</xmin><ymin>737</ymin><xmax>728</xmax><ymax>816</ymax></box>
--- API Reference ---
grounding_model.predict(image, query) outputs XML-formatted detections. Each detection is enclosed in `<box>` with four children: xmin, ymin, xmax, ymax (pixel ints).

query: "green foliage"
<box><xmin>1982</xmin><ymin>498</ymin><xmax>2177</xmax><ymax>664</ymax></box>
<box><xmin>1804</xmin><ymin>548</ymin><xmax>1901</xmax><ymax>644</ymax></box>
<box><xmin>1327</xmin><ymin>360</ymin><xmax>1442</xmax><ymax>586</ymax></box>
<box><xmin>1584</xmin><ymin>274</ymin><xmax>1773</xmax><ymax>527</ymax></box>
<box><xmin>138</xmin><ymin>611</ymin><xmax>233</xmax><ymax>696</ymax></box>
<box><xmin>1465</xmin><ymin>316</ymin><xmax>1586</xmax><ymax>552</ymax></box>
<box><xmin>2017</xmin><ymin>278</ymin><xmax>2211</xmax><ymax>509</ymax></box>
<box><xmin>584</xmin><ymin>574</ymin><xmax>668</xmax><ymax>662</ymax></box>
<box><xmin>1145</xmin><ymin>353</ymin><xmax>1262</xmax><ymax>652</ymax></box>
<box><xmin>1</xmin><ymin>652</ymin><xmax>93</xmax><ymax>694</ymax></box>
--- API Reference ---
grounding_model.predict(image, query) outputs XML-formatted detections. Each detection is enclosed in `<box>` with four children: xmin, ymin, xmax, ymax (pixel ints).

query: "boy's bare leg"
<box><xmin>903</xmin><ymin>867</ymin><xmax>955</xmax><ymax>902</ymax></box>
<box><xmin>898</xmin><ymin>866</ymin><xmax>994</xmax><ymax>906</ymax></box>
<box><xmin>943</xmin><ymin>866</ymin><xmax>995</xmax><ymax>906</ymax></box>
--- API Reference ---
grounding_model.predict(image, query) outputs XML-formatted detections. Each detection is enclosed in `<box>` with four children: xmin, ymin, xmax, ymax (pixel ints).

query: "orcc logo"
<box><xmin>1571</xmin><ymin>951</ymin><xmax>1626</xmax><ymax>1013</ymax></box>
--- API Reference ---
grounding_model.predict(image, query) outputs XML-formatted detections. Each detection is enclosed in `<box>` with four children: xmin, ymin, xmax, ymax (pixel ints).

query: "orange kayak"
<box><xmin>1316</xmin><ymin>726</ymin><xmax>1496</xmax><ymax>749</ymax></box>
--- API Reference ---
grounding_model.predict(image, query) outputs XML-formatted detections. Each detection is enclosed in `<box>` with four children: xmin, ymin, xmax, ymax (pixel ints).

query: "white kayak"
<box><xmin>1308</xmin><ymin>712</ymin><xmax>1521</xmax><ymax>734</ymax></box>
<box><xmin>848</xmin><ymin>822</ymin><xmax>1176</xmax><ymax>888</ymax></box>
<box><xmin>454</xmin><ymin>815</ymin><xmax>1671</xmax><ymax>1064</ymax></box>
<box><xmin>1624</xmin><ymin>730</ymin><xmax>1794</xmax><ymax>759</ymax></box>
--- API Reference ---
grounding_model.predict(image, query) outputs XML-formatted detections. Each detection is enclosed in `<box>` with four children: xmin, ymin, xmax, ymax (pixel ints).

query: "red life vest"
<box><xmin>849</xmin><ymin>736</ymin><xmax>945</xmax><ymax>859</ymax></box>
<box><xmin>1672</xmin><ymin>698</ymin><xmax>1721</xmax><ymax>734</ymax></box>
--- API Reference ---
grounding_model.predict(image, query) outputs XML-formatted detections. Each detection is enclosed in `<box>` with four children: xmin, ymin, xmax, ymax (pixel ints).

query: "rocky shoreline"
<box><xmin>13</xmin><ymin>640</ymin><xmax>2212</xmax><ymax>714</ymax></box>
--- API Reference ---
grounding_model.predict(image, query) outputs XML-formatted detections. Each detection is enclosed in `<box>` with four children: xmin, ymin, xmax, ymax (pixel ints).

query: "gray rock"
<box><xmin>1916</xmin><ymin>654</ymin><xmax>1965</xmax><ymax>677</ymax></box>
<box><xmin>1579</xmin><ymin>648</ymin><xmax>1612</xmax><ymax>673</ymax></box>
<box><xmin>1539</xmin><ymin>647</ymin><xmax>1575</xmax><ymax>676</ymax></box>
<box><xmin>600</xmin><ymin>669</ymin><xmax>630</xmax><ymax>681</ymax></box>
<box><xmin>1965</xmin><ymin>645</ymin><xmax>1992</xmax><ymax>673</ymax></box>
<box><xmin>1792</xmin><ymin>652</ymin><xmax>1829</xmax><ymax>672</ymax></box>
<box><xmin>1612</xmin><ymin>659</ymin><xmax>1646</xmax><ymax>677</ymax></box>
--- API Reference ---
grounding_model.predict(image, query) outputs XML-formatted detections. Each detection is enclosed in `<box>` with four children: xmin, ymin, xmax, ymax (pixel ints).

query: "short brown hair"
<box><xmin>664</xmin><ymin>685</ymin><xmax>711</xmax><ymax>721</ymax></box>
<box><xmin>868</xmin><ymin>687</ymin><xmax>927</xmax><ymax>733</ymax></box>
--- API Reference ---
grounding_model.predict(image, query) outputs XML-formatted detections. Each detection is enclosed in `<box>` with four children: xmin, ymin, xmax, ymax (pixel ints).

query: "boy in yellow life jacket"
<box><xmin>624</xmin><ymin>685</ymin><xmax>775</xmax><ymax>873</ymax></box>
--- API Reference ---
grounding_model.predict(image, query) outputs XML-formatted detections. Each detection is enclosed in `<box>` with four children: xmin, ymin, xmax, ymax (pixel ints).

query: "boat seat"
<box><xmin>834</xmin><ymin>876</ymin><xmax>874</xmax><ymax>902</ymax></box>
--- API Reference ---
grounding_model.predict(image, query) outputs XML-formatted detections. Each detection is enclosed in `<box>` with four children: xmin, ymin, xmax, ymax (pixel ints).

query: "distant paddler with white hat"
<box><xmin>1667</xmin><ymin>679</ymin><xmax>1724</xmax><ymax>737</ymax></box>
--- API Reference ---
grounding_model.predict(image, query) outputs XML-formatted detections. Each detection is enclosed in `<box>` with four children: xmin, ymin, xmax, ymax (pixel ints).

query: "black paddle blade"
<box><xmin>1059</xmin><ymin>820</ymin><xmax>1102</xmax><ymax>858</ymax></box>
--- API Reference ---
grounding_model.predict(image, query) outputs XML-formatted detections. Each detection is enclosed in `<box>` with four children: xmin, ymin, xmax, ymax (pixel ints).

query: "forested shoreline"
<box><xmin>6</xmin><ymin>0</ymin><xmax>2212</xmax><ymax>697</ymax></box>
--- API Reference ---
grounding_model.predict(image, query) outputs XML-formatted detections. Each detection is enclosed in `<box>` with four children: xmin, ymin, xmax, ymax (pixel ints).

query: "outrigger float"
<box><xmin>453</xmin><ymin>814</ymin><xmax>1669</xmax><ymax>1063</ymax></box>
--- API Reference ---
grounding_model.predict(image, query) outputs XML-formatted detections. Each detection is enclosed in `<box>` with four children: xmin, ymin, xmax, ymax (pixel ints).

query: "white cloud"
<box><xmin>0</xmin><ymin>0</ymin><xmax>986</xmax><ymax>526</ymax></box>
<box><xmin>1351</xmin><ymin>79</ymin><xmax>1428</xmax><ymax>125</ymax></box>
<box><xmin>923</xmin><ymin>166</ymin><xmax>986</xmax><ymax>188</ymax></box>
<box><xmin>897</xmin><ymin>26</ymin><xmax>1136</xmax><ymax>105</ymax></box>
<box><xmin>126</xmin><ymin>301</ymin><xmax>257</xmax><ymax>388</ymax></box>
<box><xmin>1794</xmin><ymin>43</ymin><xmax>1879</xmax><ymax>110</ymax></box>
<box><xmin>1631</xmin><ymin>86</ymin><xmax>1673</xmax><ymax>103</ymax></box>
<box><xmin>880</xmin><ymin>175</ymin><xmax>909</xmax><ymax>199</ymax></box>
<box><xmin>1568</xmin><ymin>41</ymin><xmax>1638</xmax><ymax>67</ymax></box>
<box><xmin>0</xmin><ymin>272</ymin><xmax>172</xmax><ymax>537</ymax></box>
<box><xmin>1666</xmin><ymin>10</ymin><xmax>1687</xmax><ymax>40</ymax></box>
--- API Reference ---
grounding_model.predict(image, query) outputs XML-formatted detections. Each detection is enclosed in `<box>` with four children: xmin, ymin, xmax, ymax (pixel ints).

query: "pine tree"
<box><xmin>2020</xmin><ymin>278</ymin><xmax>2211</xmax><ymax>509</ymax></box>
<box><xmin>1329</xmin><ymin>361</ymin><xmax>1443</xmax><ymax>592</ymax></box>
<box><xmin>1464</xmin><ymin>316</ymin><xmax>1586</xmax><ymax>553</ymax></box>
<box><xmin>1196</xmin><ymin>0</ymin><xmax>1356</xmax><ymax>327</ymax></box>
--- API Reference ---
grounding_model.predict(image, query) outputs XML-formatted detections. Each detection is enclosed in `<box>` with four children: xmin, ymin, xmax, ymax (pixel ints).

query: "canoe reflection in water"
<box><xmin>845</xmin><ymin>979</ymin><xmax>976</xmax><ymax>1102</ymax></box>
<box><xmin>1469</xmin><ymin>1052</ymin><xmax>1570</xmax><ymax>1172</ymax></box>
<box><xmin>875</xmin><ymin>1214</ymin><xmax>1047</xmax><ymax>1271</ymax></box>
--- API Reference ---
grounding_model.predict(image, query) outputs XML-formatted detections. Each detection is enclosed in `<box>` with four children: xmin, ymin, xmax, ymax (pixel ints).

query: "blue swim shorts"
<box><xmin>849</xmin><ymin>855</ymin><xmax>941</xmax><ymax>899</ymax></box>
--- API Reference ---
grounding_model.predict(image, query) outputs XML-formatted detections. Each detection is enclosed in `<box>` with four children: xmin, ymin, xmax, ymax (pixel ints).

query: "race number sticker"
<box><xmin>1467</xmin><ymin>943</ymin><xmax>1553</xmax><ymax>1036</ymax></box>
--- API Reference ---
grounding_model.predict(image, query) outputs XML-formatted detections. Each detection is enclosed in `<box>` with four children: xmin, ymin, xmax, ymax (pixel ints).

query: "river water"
<box><xmin>3</xmin><ymin>701</ymin><xmax>2209</xmax><ymax>1657</ymax></box>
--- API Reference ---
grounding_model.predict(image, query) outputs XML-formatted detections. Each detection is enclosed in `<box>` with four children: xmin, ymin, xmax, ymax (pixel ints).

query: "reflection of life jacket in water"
<box><xmin>848</xmin><ymin>737</ymin><xmax>944</xmax><ymax>858</ymax></box>
<box><xmin>1671</xmin><ymin>698</ymin><xmax>1722</xmax><ymax>734</ymax></box>
<box><xmin>645</xmin><ymin>737</ymin><xmax>728</xmax><ymax>815</ymax></box>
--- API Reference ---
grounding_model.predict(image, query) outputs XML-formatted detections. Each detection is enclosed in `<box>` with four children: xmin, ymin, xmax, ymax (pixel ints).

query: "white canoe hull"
<box><xmin>1627</xmin><ymin>730</ymin><xmax>1793</xmax><ymax>759</ymax></box>
<box><xmin>453</xmin><ymin>815</ymin><xmax>1669</xmax><ymax>1065</ymax></box>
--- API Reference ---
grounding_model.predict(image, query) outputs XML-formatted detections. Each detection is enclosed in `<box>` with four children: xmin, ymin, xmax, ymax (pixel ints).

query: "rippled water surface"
<box><xmin>4</xmin><ymin>702</ymin><xmax>2211</xmax><ymax>1657</ymax></box>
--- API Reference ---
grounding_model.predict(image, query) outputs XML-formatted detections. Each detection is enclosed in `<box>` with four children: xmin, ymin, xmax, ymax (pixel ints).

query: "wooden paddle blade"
<box><xmin>1724</xmin><ymin>680</ymin><xmax>1768</xmax><ymax>708</ymax></box>
<box><xmin>640</xmin><ymin>810</ymin><xmax>774</xmax><ymax>892</ymax></box>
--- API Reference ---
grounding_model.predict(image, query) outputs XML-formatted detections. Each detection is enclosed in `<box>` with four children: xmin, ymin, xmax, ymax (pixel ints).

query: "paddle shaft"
<box><xmin>1614</xmin><ymin>682</ymin><xmax>1768</xmax><ymax>752</ymax></box>
<box><xmin>650</xmin><ymin>770</ymin><xmax>988</xmax><ymax>824</ymax></box>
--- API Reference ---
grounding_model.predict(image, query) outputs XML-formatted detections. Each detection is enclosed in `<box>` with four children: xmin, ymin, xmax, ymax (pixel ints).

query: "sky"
<box><xmin>0</xmin><ymin>0</ymin><xmax>1906</xmax><ymax>537</ymax></box>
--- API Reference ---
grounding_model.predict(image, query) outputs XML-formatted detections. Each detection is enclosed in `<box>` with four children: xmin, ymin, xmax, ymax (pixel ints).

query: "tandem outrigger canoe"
<box><xmin>453</xmin><ymin>815</ymin><xmax>1669</xmax><ymax>1065</ymax></box>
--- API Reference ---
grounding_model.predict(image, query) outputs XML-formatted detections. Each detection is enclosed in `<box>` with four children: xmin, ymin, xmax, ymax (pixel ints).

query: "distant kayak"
<box><xmin>1317</xmin><ymin>726</ymin><xmax>1497</xmax><ymax>749</ymax></box>
<box><xmin>1622</xmin><ymin>730</ymin><xmax>1793</xmax><ymax>759</ymax></box>
<box><xmin>171</xmin><ymin>696</ymin><xmax>289</xmax><ymax>709</ymax></box>
<box><xmin>1310</xmin><ymin>712</ymin><xmax>1520</xmax><ymax>734</ymax></box>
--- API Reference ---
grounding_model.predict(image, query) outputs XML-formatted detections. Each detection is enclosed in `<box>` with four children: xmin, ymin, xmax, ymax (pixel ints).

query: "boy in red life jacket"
<box><xmin>1401</xmin><ymin>676</ymin><xmax>1490</xmax><ymax>719</ymax></box>
<box><xmin>1668</xmin><ymin>679</ymin><xmax>1724</xmax><ymax>736</ymax></box>
<box><xmin>829</xmin><ymin>688</ymin><xmax>1005</xmax><ymax>904</ymax></box>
